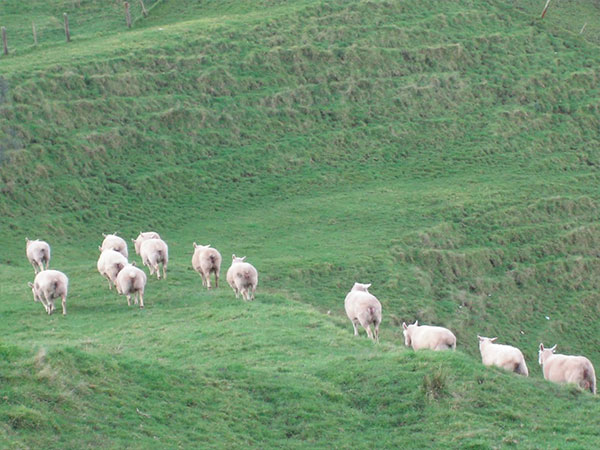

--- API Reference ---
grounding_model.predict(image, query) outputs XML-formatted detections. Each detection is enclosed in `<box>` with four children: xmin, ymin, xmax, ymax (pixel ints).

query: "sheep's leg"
<box><xmin>61</xmin><ymin>295</ymin><xmax>67</xmax><ymax>316</ymax></box>
<box><xmin>215</xmin><ymin>270</ymin><xmax>219</xmax><ymax>288</ymax></box>
<box><xmin>351</xmin><ymin>319</ymin><xmax>360</xmax><ymax>336</ymax></box>
<box><xmin>139</xmin><ymin>291</ymin><xmax>144</xmax><ymax>309</ymax></box>
<box><xmin>374</xmin><ymin>323</ymin><xmax>380</xmax><ymax>343</ymax></box>
<box><xmin>365</xmin><ymin>325</ymin><xmax>374</xmax><ymax>341</ymax></box>
<box><xmin>38</xmin><ymin>294</ymin><xmax>49</xmax><ymax>313</ymax></box>
<box><xmin>200</xmin><ymin>272</ymin><xmax>207</xmax><ymax>287</ymax></box>
<box><xmin>32</xmin><ymin>262</ymin><xmax>39</xmax><ymax>274</ymax></box>
<box><xmin>162</xmin><ymin>262</ymin><xmax>167</xmax><ymax>280</ymax></box>
<box><xmin>205</xmin><ymin>272</ymin><xmax>211</xmax><ymax>289</ymax></box>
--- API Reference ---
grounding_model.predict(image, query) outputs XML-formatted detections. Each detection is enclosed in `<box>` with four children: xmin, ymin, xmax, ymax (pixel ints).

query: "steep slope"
<box><xmin>1</xmin><ymin>0</ymin><xmax>600</xmax><ymax>447</ymax></box>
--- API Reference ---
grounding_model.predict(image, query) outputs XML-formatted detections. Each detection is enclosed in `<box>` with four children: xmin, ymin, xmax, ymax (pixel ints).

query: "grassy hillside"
<box><xmin>1</xmin><ymin>0</ymin><xmax>600</xmax><ymax>447</ymax></box>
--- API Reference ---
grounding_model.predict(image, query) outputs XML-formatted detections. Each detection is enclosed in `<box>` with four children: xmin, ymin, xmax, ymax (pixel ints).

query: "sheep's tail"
<box><xmin>129</xmin><ymin>271</ymin><xmax>137</xmax><ymax>279</ymax></box>
<box><xmin>517</xmin><ymin>360</ymin><xmax>529</xmax><ymax>377</ymax></box>
<box><xmin>584</xmin><ymin>364</ymin><xmax>596</xmax><ymax>394</ymax></box>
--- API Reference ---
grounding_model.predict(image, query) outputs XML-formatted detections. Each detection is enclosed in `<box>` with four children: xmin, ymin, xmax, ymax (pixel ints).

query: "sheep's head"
<box><xmin>351</xmin><ymin>282</ymin><xmax>371</xmax><ymax>292</ymax></box>
<box><xmin>232</xmin><ymin>254</ymin><xmax>246</xmax><ymax>264</ymax></box>
<box><xmin>538</xmin><ymin>343</ymin><xmax>557</xmax><ymax>365</ymax></box>
<box><xmin>402</xmin><ymin>321</ymin><xmax>418</xmax><ymax>347</ymax></box>
<box><xmin>477</xmin><ymin>335</ymin><xmax>497</xmax><ymax>349</ymax></box>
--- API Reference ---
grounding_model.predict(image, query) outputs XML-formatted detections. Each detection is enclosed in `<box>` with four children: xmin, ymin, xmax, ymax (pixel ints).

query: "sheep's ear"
<box><xmin>539</xmin><ymin>343</ymin><xmax>544</xmax><ymax>351</ymax></box>
<box><xmin>365</xmin><ymin>283</ymin><xmax>372</xmax><ymax>289</ymax></box>
<box><xmin>27</xmin><ymin>282</ymin><xmax>33</xmax><ymax>288</ymax></box>
<box><xmin>413</xmin><ymin>320</ymin><xmax>418</xmax><ymax>326</ymax></box>
<box><xmin>232</xmin><ymin>254</ymin><xmax>236</xmax><ymax>260</ymax></box>
<box><xmin>402</xmin><ymin>322</ymin><xmax>408</xmax><ymax>330</ymax></box>
<box><xmin>550</xmin><ymin>344</ymin><xmax>557</xmax><ymax>352</ymax></box>
<box><xmin>102</xmin><ymin>233</ymin><xmax>107</xmax><ymax>237</ymax></box>
<box><xmin>25</xmin><ymin>237</ymin><xmax>29</xmax><ymax>242</ymax></box>
<box><xmin>193</xmin><ymin>242</ymin><xmax>198</xmax><ymax>248</ymax></box>
<box><xmin>98</xmin><ymin>246</ymin><xmax>103</xmax><ymax>252</ymax></box>
<box><xmin>490</xmin><ymin>337</ymin><xmax>498</xmax><ymax>343</ymax></box>
<box><xmin>131</xmin><ymin>261</ymin><xmax>137</xmax><ymax>267</ymax></box>
<box><xmin>241</xmin><ymin>256</ymin><xmax>246</xmax><ymax>261</ymax></box>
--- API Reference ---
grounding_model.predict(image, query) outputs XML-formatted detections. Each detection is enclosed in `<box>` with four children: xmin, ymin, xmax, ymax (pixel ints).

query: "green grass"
<box><xmin>1</xmin><ymin>0</ymin><xmax>600</xmax><ymax>447</ymax></box>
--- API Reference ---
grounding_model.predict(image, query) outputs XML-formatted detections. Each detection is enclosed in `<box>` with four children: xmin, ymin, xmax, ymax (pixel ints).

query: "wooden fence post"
<box><xmin>139</xmin><ymin>0</ymin><xmax>148</xmax><ymax>18</ymax></box>
<box><xmin>125</xmin><ymin>2</ymin><xmax>132</xmax><ymax>28</ymax></box>
<box><xmin>64</xmin><ymin>13</ymin><xmax>71</xmax><ymax>42</ymax></box>
<box><xmin>541</xmin><ymin>0</ymin><xmax>552</xmax><ymax>19</ymax></box>
<box><xmin>1</xmin><ymin>27</ymin><xmax>7</xmax><ymax>56</ymax></box>
<box><xmin>32</xmin><ymin>22</ymin><xmax>38</xmax><ymax>45</ymax></box>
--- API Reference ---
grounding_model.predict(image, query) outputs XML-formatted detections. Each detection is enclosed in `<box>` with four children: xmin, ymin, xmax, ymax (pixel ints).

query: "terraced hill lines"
<box><xmin>1</xmin><ymin>0</ymin><xmax>600</xmax><ymax>447</ymax></box>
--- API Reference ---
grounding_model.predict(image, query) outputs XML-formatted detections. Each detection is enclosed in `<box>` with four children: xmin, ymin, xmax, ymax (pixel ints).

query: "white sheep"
<box><xmin>116</xmin><ymin>263</ymin><xmax>147</xmax><ymax>308</ymax></box>
<box><xmin>140</xmin><ymin>238</ymin><xmax>168</xmax><ymax>280</ymax></box>
<box><xmin>27</xmin><ymin>269</ymin><xmax>68</xmax><ymax>315</ymax></box>
<box><xmin>192</xmin><ymin>243</ymin><xmax>222</xmax><ymax>289</ymax></box>
<box><xmin>402</xmin><ymin>321</ymin><xmax>456</xmax><ymax>351</ymax></box>
<box><xmin>226</xmin><ymin>254</ymin><xmax>258</xmax><ymax>301</ymax></box>
<box><xmin>100</xmin><ymin>233</ymin><xmax>128</xmax><ymax>258</ymax></box>
<box><xmin>25</xmin><ymin>238</ymin><xmax>51</xmax><ymax>274</ymax></box>
<box><xmin>538</xmin><ymin>343</ymin><xmax>596</xmax><ymax>394</ymax></box>
<box><xmin>344</xmin><ymin>282</ymin><xmax>382</xmax><ymax>342</ymax></box>
<box><xmin>97</xmin><ymin>248</ymin><xmax>128</xmax><ymax>289</ymax></box>
<box><xmin>132</xmin><ymin>231</ymin><xmax>161</xmax><ymax>255</ymax></box>
<box><xmin>477</xmin><ymin>335</ymin><xmax>529</xmax><ymax>376</ymax></box>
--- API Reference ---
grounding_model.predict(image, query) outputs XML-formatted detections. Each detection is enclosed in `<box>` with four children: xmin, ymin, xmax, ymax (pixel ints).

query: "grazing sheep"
<box><xmin>140</xmin><ymin>238</ymin><xmax>168</xmax><ymax>280</ymax></box>
<box><xmin>344</xmin><ymin>282</ymin><xmax>382</xmax><ymax>342</ymax></box>
<box><xmin>132</xmin><ymin>231</ymin><xmax>161</xmax><ymax>255</ymax></box>
<box><xmin>100</xmin><ymin>233</ymin><xmax>128</xmax><ymax>258</ymax></box>
<box><xmin>478</xmin><ymin>336</ymin><xmax>529</xmax><ymax>376</ymax></box>
<box><xmin>226</xmin><ymin>254</ymin><xmax>258</xmax><ymax>301</ymax></box>
<box><xmin>27</xmin><ymin>269</ymin><xmax>68</xmax><ymax>315</ymax></box>
<box><xmin>538</xmin><ymin>343</ymin><xmax>596</xmax><ymax>394</ymax></box>
<box><xmin>97</xmin><ymin>248</ymin><xmax>128</xmax><ymax>289</ymax></box>
<box><xmin>192</xmin><ymin>243</ymin><xmax>222</xmax><ymax>289</ymax></box>
<box><xmin>116</xmin><ymin>264</ymin><xmax>147</xmax><ymax>308</ymax></box>
<box><xmin>25</xmin><ymin>238</ymin><xmax>51</xmax><ymax>274</ymax></box>
<box><xmin>402</xmin><ymin>321</ymin><xmax>456</xmax><ymax>351</ymax></box>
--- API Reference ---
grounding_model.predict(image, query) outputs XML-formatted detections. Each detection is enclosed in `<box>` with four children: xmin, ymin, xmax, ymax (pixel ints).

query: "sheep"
<box><xmin>100</xmin><ymin>233</ymin><xmax>128</xmax><ymax>258</ymax></box>
<box><xmin>538</xmin><ymin>343</ymin><xmax>596</xmax><ymax>394</ymax></box>
<box><xmin>140</xmin><ymin>238</ymin><xmax>168</xmax><ymax>280</ymax></box>
<box><xmin>402</xmin><ymin>321</ymin><xmax>456</xmax><ymax>351</ymax></box>
<box><xmin>192</xmin><ymin>243</ymin><xmax>222</xmax><ymax>289</ymax></box>
<box><xmin>25</xmin><ymin>238</ymin><xmax>51</xmax><ymax>274</ymax></box>
<box><xmin>27</xmin><ymin>269</ymin><xmax>68</xmax><ymax>315</ymax></box>
<box><xmin>226</xmin><ymin>254</ymin><xmax>258</xmax><ymax>301</ymax></box>
<box><xmin>343</xmin><ymin>282</ymin><xmax>382</xmax><ymax>342</ymax></box>
<box><xmin>477</xmin><ymin>335</ymin><xmax>529</xmax><ymax>376</ymax></box>
<box><xmin>115</xmin><ymin>263</ymin><xmax>147</xmax><ymax>308</ymax></box>
<box><xmin>132</xmin><ymin>231</ymin><xmax>161</xmax><ymax>255</ymax></box>
<box><xmin>97</xmin><ymin>248</ymin><xmax>128</xmax><ymax>289</ymax></box>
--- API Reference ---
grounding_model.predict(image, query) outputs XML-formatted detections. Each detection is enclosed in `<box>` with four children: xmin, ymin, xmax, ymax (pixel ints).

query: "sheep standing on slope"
<box><xmin>477</xmin><ymin>335</ymin><xmax>529</xmax><ymax>376</ymax></box>
<box><xmin>25</xmin><ymin>238</ymin><xmax>51</xmax><ymax>274</ymax></box>
<box><xmin>226</xmin><ymin>254</ymin><xmax>258</xmax><ymax>301</ymax></box>
<box><xmin>28</xmin><ymin>269</ymin><xmax>68</xmax><ymax>315</ymax></box>
<box><xmin>344</xmin><ymin>282</ymin><xmax>382</xmax><ymax>343</ymax></box>
<box><xmin>140</xmin><ymin>238</ymin><xmax>168</xmax><ymax>280</ymax></box>
<box><xmin>116</xmin><ymin>264</ymin><xmax>147</xmax><ymax>308</ymax></box>
<box><xmin>97</xmin><ymin>248</ymin><xmax>128</xmax><ymax>289</ymax></box>
<box><xmin>538</xmin><ymin>343</ymin><xmax>596</xmax><ymax>394</ymax></box>
<box><xmin>132</xmin><ymin>231</ymin><xmax>161</xmax><ymax>255</ymax></box>
<box><xmin>192</xmin><ymin>243</ymin><xmax>222</xmax><ymax>289</ymax></box>
<box><xmin>402</xmin><ymin>321</ymin><xmax>456</xmax><ymax>351</ymax></box>
<box><xmin>100</xmin><ymin>233</ymin><xmax>128</xmax><ymax>258</ymax></box>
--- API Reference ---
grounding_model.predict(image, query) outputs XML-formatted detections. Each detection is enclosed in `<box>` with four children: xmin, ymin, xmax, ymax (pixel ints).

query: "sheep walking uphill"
<box><xmin>344</xmin><ymin>282</ymin><xmax>382</xmax><ymax>343</ymax></box>
<box><xmin>132</xmin><ymin>231</ymin><xmax>161</xmax><ymax>255</ymax></box>
<box><xmin>116</xmin><ymin>264</ymin><xmax>147</xmax><ymax>308</ymax></box>
<box><xmin>192</xmin><ymin>243</ymin><xmax>222</xmax><ymax>289</ymax></box>
<box><xmin>538</xmin><ymin>343</ymin><xmax>596</xmax><ymax>394</ymax></box>
<box><xmin>25</xmin><ymin>238</ymin><xmax>51</xmax><ymax>274</ymax></box>
<box><xmin>28</xmin><ymin>269</ymin><xmax>68</xmax><ymax>315</ymax></box>
<box><xmin>478</xmin><ymin>336</ymin><xmax>528</xmax><ymax>376</ymax></box>
<box><xmin>140</xmin><ymin>238</ymin><xmax>168</xmax><ymax>280</ymax></box>
<box><xmin>100</xmin><ymin>233</ymin><xmax>128</xmax><ymax>258</ymax></box>
<box><xmin>402</xmin><ymin>321</ymin><xmax>456</xmax><ymax>351</ymax></box>
<box><xmin>226</xmin><ymin>254</ymin><xmax>258</xmax><ymax>301</ymax></box>
<box><xmin>97</xmin><ymin>248</ymin><xmax>128</xmax><ymax>289</ymax></box>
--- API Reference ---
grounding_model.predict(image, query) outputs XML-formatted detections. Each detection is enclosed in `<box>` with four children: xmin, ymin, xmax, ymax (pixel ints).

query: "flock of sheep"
<box><xmin>344</xmin><ymin>279</ymin><xmax>596</xmax><ymax>395</ymax></box>
<box><xmin>25</xmin><ymin>234</ymin><xmax>596</xmax><ymax>395</ymax></box>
